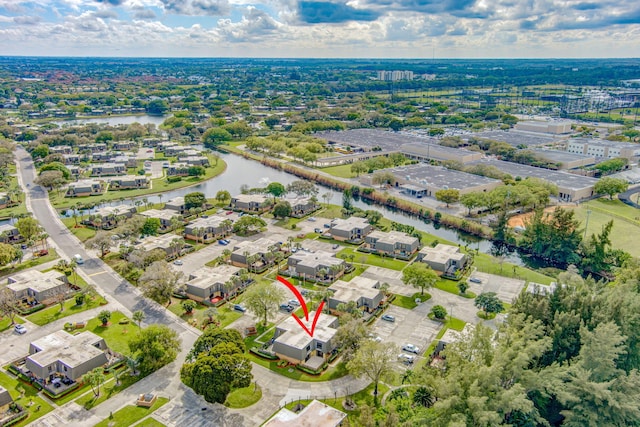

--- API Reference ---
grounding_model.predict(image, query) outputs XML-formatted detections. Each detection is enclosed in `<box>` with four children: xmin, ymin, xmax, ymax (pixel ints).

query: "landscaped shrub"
<box><xmin>167</xmin><ymin>176</ymin><xmax>182</xmax><ymax>183</ymax></box>
<box><xmin>249</xmin><ymin>347</ymin><xmax>278</xmax><ymax>360</ymax></box>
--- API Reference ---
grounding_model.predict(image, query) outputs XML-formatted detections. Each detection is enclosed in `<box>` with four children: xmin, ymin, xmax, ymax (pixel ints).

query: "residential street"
<box><xmin>12</xmin><ymin>147</ymin><xmax>371</xmax><ymax>427</ymax></box>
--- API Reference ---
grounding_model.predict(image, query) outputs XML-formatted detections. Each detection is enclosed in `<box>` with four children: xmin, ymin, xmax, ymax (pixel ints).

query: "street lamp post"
<box><xmin>584</xmin><ymin>209</ymin><xmax>592</xmax><ymax>238</ymax></box>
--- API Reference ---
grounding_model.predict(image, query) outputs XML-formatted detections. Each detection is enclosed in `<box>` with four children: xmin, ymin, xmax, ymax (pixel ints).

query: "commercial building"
<box><xmin>363</xmin><ymin>230</ymin><xmax>420</xmax><ymax>258</ymax></box>
<box><xmin>328</xmin><ymin>276</ymin><xmax>384</xmax><ymax>313</ymax></box>
<box><xmin>533</xmin><ymin>150</ymin><xmax>595</xmax><ymax>170</ymax></box>
<box><xmin>566</xmin><ymin>138</ymin><xmax>640</xmax><ymax>159</ymax></box>
<box><xmin>417</xmin><ymin>244</ymin><xmax>468</xmax><ymax>275</ymax></box>
<box><xmin>25</xmin><ymin>331</ymin><xmax>109</xmax><ymax>381</ymax></box>
<box><xmin>466</xmin><ymin>158</ymin><xmax>598</xmax><ymax>202</ymax></box>
<box><xmin>467</xmin><ymin>130</ymin><xmax>559</xmax><ymax>148</ymax></box>
<box><xmin>515</xmin><ymin>120</ymin><xmax>573</xmax><ymax>134</ymax></box>
<box><xmin>328</xmin><ymin>217</ymin><xmax>372</xmax><ymax>243</ymax></box>
<box><xmin>364</xmin><ymin>163</ymin><xmax>502</xmax><ymax>197</ymax></box>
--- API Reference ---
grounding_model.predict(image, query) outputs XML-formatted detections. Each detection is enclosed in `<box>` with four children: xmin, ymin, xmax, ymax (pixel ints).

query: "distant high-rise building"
<box><xmin>376</xmin><ymin>70</ymin><xmax>414</xmax><ymax>81</ymax></box>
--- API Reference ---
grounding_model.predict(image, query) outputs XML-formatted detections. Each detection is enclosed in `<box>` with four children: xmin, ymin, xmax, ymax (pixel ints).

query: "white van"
<box><xmin>73</xmin><ymin>254</ymin><xmax>84</xmax><ymax>265</ymax></box>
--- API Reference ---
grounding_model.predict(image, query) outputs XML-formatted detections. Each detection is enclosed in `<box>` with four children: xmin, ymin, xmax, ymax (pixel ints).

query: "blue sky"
<box><xmin>0</xmin><ymin>0</ymin><xmax>639</xmax><ymax>57</ymax></box>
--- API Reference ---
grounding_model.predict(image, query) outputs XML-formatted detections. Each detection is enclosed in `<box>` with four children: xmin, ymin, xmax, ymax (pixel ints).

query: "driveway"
<box><xmin>467</xmin><ymin>271</ymin><xmax>526</xmax><ymax>303</ymax></box>
<box><xmin>370</xmin><ymin>305</ymin><xmax>441</xmax><ymax>357</ymax></box>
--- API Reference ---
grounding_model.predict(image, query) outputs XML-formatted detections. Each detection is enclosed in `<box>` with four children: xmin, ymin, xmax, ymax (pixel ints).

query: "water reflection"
<box><xmin>53</xmin><ymin>114</ymin><xmax>169</xmax><ymax>127</ymax></box>
<box><xmin>63</xmin><ymin>152</ymin><xmax>522</xmax><ymax>264</ymax></box>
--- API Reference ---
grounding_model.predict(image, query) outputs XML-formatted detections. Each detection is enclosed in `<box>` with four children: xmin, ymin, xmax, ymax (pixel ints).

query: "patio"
<box><xmin>302</xmin><ymin>356</ymin><xmax>325</xmax><ymax>371</ymax></box>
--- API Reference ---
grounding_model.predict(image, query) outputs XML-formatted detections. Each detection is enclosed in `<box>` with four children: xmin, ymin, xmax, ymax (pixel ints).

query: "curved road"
<box><xmin>15</xmin><ymin>147</ymin><xmax>369</xmax><ymax>426</ymax></box>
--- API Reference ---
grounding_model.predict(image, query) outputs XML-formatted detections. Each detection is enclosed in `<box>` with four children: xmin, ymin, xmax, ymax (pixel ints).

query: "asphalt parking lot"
<box><xmin>468</xmin><ymin>272</ymin><xmax>526</xmax><ymax>303</ymax></box>
<box><xmin>370</xmin><ymin>305</ymin><xmax>441</xmax><ymax>360</ymax></box>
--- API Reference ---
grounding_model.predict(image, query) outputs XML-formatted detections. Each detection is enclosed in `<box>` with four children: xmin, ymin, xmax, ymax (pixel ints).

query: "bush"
<box><xmin>249</xmin><ymin>347</ymin><xmax>278</xmax><ymax>360</ymax></box>
<box><xmin>430</xmin><ymin>305</ymin><xmax>447</xmax><ymax>320</ymax></box>
<box><xmin>167</xmin><ymin>176</ymin><xmax>182</xmax><ymax>183</ymax></box>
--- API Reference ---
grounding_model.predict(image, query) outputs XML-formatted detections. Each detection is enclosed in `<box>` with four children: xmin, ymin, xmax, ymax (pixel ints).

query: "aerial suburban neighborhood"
<box><xmin>0</xmin><ymin>53</ymin><xmax>639</xmax><ymax>427</ymax></box>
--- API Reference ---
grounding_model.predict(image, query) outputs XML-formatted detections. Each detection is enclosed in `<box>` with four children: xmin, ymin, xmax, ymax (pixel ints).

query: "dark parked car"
<box><xmin>280</xmin><ymin>304</ymin><xmax>294</xmax><ymax>313</ymax></box>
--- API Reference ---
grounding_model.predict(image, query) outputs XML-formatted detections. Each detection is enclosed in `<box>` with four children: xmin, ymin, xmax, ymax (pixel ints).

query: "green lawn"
<box><xmin>135</xmin><ymin>418</ymin><xmax>166</xmax><ymax>427</ymax></box>
<box><xmin>283</xmin><ymin>382</ymin><xmax>390</xmax><ymax>421</ymax></box>
<box><xmin>84</xmin><ymin>311</ymin><xmax>140</xmax><ymax>356</ymax></box>
<box><xmin>61</xmin><ymin>218</ymin><xmax>96</xmax><ymax>242</ymax></box>
<box><xmin>0</xmin><ymin>315</ymin><xmax>24</xmax><ymax>332</ymax></box>
<box><xmin>570</xmin><ymin>199</ymin><xmax>640</xmax><ymax>257</ymax></box>
<box><xmin>75</xmin><ymin>368</ymin><xmax>141</xmax><ymax>409</ymax></box>
<box><xmin>167</xmin><ymin>297</ymin><xmax>242</xmax><ymax>329</ymax></box>
<box><xmin>0</xmin><ymin>371</ymin><xmax>54</xmax><ymax>427</ymax></box>
<box><xmin>93</xmin><ymin>397</ymin><xmax>169</xmax><ymax>427</ymax></box>
<box><xmin>51</xmin><ymin>156</ymin><xmax>226</xmax><ymax>209</ymax></box>
<box><xmin>433</xmin><ymin>279</ymin><xmax>475</xmax><ymax>298</ymax></box>
<box><xmin>27</xmin><ymin>295</ymin><xmax>107</xmax><ymax>326</ymax></box>
<box><xmin>319</xmin><ymin>164</ymin><xmax>357</xmax><ymax>178</ymax></box>
<box><xmin>473</xmin><ymin>253</ymin><xmax>555</xmax><ymax>285</ymax></box>
<box><xmin>391</xmin><ymin>292</ymin><xmax>429</xmax><ymax>309</ymax></box>
<box><xmin>336</xmin><ymin>248</ymin><xmax>408</xmax><ymax>271</ymax></box>
<box><xmin>224</xmin><ymin>382</ymin><xmax>262</xmax><ymax>408</ymax></box>
<box><xmin>0</xmin><ymin>249</ymin><xmax>59</xmax><ymax>278</ymax></box>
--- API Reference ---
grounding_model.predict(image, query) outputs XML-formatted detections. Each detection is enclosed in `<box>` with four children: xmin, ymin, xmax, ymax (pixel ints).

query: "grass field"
<box><xmin>319</xmin><ymin>164</ymin><xmax>357</xmax><ymax>178</ymax></box>
<box><xmin>224</xmin><ymin>382</ymin><xmax>262</xmax><ymax>408</ymax></box>
<box><xmin>0</xmin><ymin>371</ymin><xmax>54</xmax><ymax>427</ymax></box>
<box><xmin>50</xmin><ymin>156</ymin><xmax>226</xmax><ymax>209</ymax></box>
<box><xmin>27</xmin><ymin>294</ymin><xmax>107</xmax><ymax>326</ymax></box>
<box><xmin>0</xmin><ymin>249</ymin><xmax>59</xmax><ymax>278</ymax></box>
<box><xmin>336</xmin><ymin>248</ymin><xmax>408</xmax><ymax>271</ymax></box>
<box><xmin>93</xmin><ymin>397</ymin><xmax>169</xmax><ymax>427</ymax></box>
<box><xmin>85</xmin><ymin>311</ymin><xmax>140</xmax><ymax>356</ymax></box>
<box><xmin>572</xmin><ymin>199</ymin><xmax>640</xmax><ymax>257</ymax></box>
<box><xmin>75</xmin><ymin>368</ymin><xmax>141</xmax><ymax>409</ymax></box>
<box><xmin>167</xmin><ymin>297</ymin><xmax>243</xmax><ymax>329</ymax></box>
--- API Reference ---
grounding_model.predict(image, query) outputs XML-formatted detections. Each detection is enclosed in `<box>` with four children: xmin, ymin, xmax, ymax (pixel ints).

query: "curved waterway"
<box><xmin>73</xmin><ymin>153</ymin><xmax>522</xmax><ymax>262</ymax></box>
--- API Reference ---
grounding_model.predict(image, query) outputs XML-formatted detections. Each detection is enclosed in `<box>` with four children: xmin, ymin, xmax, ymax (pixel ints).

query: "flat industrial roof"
<box><xmin>467</xmin><ymin>130</ymin><xmax>559</xmax><ymax>147</ymax></box>
<box><xmin>388</xmin><ymin>163</ymin><xmax>501</xmax><ymax>190</ymax></box>
<box><xmin>533</xmin><ymin>149</ymin><xmax>595</xmax><ymax>164</ymax></box>
<box><xmin>467</xmin><ymin>158</ymin><xmax>598</xmax><ymax>190</ymax></box>
<box><xmin>318</xmin><ymin>128</ymin><xmax>439</xmax><ymax>151</ymax></box>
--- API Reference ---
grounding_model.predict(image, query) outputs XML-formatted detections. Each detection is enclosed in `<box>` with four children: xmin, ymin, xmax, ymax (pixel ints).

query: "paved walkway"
<box><xmin>13</xmin><ymin>148</ymin><xmax>371</xmax><ymax>427</ymax></box>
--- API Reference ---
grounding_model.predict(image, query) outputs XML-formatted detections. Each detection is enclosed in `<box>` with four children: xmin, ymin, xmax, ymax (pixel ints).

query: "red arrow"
<box><xmin>277</xmin><ymin>276</ymin><xmax>324</xmax><ymax>337</ymax></box>
<box><xmin>277</xmin><ymin>275</ymin><xmax>309</xmax><ymax>321</ymax></box>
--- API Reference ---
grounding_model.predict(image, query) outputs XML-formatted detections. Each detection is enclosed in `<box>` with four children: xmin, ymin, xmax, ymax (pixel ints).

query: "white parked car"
<box><xmin>398</xmin><ymin>353</ymin><xmax>415</xmax><ymax>364</ymax></box>
<box><xmin>402</xmin><ymin>344</ymin><xmax>420</xmax><ymax>354</ymax></box>
<box><xmin>14</xmin><ymin>324</ymin><xmax>27</xmax><ymax>334</ymax></box>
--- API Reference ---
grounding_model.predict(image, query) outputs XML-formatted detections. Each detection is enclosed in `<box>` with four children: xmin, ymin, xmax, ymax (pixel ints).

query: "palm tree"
<box><xmin>39</xmin><ymin>232</ymin><xmax>49</xmax><ymax>251</ymax></box>
<box><xmin>142</xmin><ymin>197</ymin><xmax>149</xmax><ymax>210</ymax></box>
<box><xmin>134</xmin><ymin>200</ymin><xmax>142</xmax><ymax>212</ymax></box>
<box><xmin>158</xmin><ymin>194</ymin><xmax>163</xmax><ymax>207</ymax></box>
<box><xmin>170</xmin><ymin>216</ymin><xmax>182</xmax><ymax>232</ymax></box>
<box><xmin>132</xmin><ymin>310</ymin><xmax>145</xmax><ymax>329</ymax></box>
